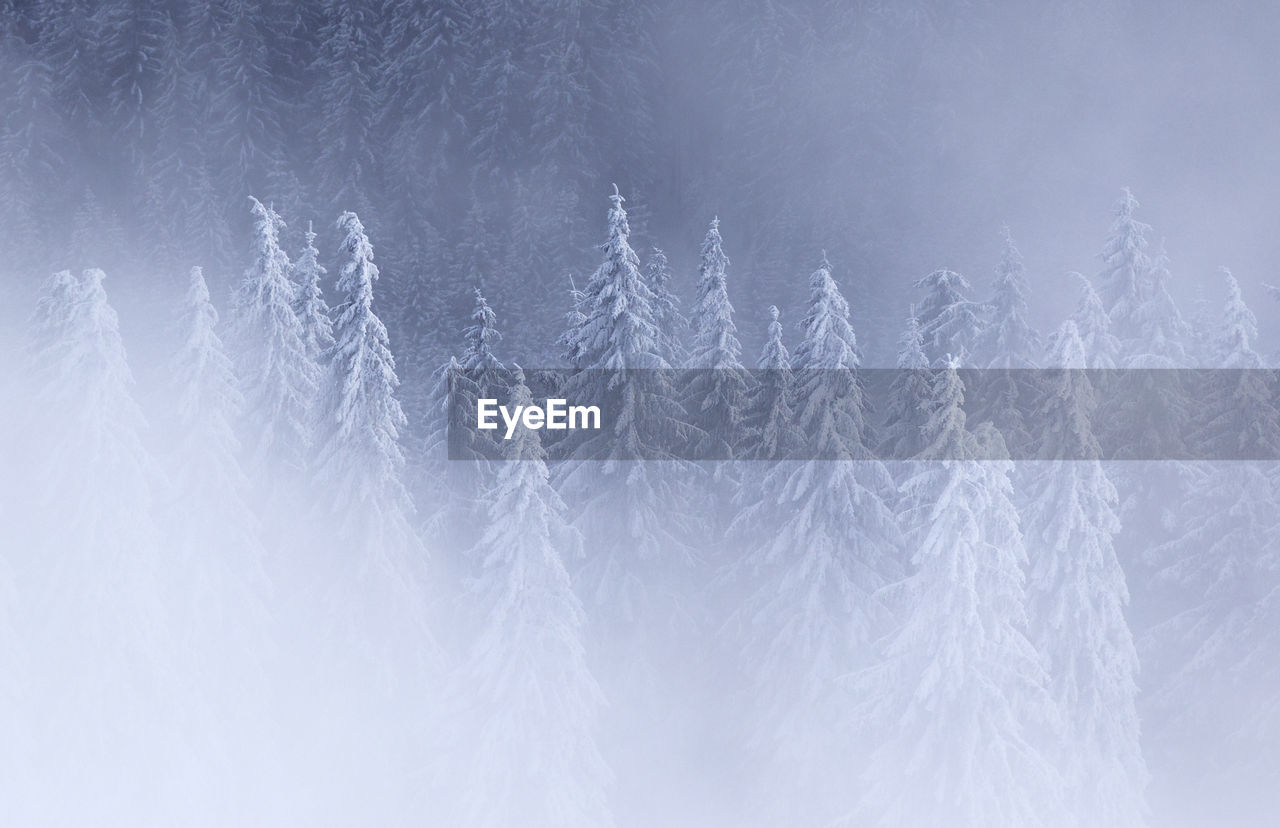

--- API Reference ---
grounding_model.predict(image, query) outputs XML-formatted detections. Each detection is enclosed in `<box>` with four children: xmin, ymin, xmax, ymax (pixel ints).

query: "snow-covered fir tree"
<box><xmin>164</xmin><ymin>266</ymin><xmax>279</xmax><ymax>822</ymax></box>
<box><xmin>645</xmin><ymin>246</ymin><xmax>686</xmax><ymax>366</ymax></box>
<box><xmin>850</xmin><ymin>357</ymin><xmax>1064</xmax><ymax>828</ymax></box>
<box><xmin>309</xmin><ymin>210</ymin><xmax>438</xmax><ymax>822</ymax></box>
<box><xmin>972</xmin><ymin>227</ymin><xmax>1041</xmax><ymax>454</ymax></box>
<box><xmin>1142</xmin><ymin>271</ymin><xmax>1280</xmax><ymax>805</ymax></box>
<box><xmin>315</xmin><ymin>210</ymin><xmax>420</xmax><ymax>560</ymax></box>
<box><xmin>1068</xmin><ymin>273</ymin><xmax>1121</xmax><ymax>370</ymax></box>
<box><xmin>729</xmin><ymin>257</ymin><xmax>899</xmax><ymax>824</ymax></box>
<box><xmin>461</xmin><ymin>286</ymin><xmax>506</xmax><ymax>396</ymax></box>
<box><xmin>683</xmin><ymin>217</ymin><xmax>749</xmax><ymax>456</ymax></box>
<box><xmin>879</xmin><ymin>306</ymin><xmax>932</xmax><ymax>460</ymax></box>
<box><xmin>555</xmin><ymin>186</ymin><xmax>693</xmax><ymax>621</ymax></box>
<box><xmin>1098</xmin><ymin>188</ymin><xmax>1153</xmax><ymax>344</ymax></box>
<box><xmin>977</xmin><ymin>226</ymin><xmax>1040</xmax><ymax>368</ymax></box>
<box><xmin>291</xmin><ymin>220</ymin><xmax>334</xmax><ymax>368</ymax></box>
<box><xmin>232</xmin><ymin>197</ymin><xmax>315</xmax><ymax>479</ymax></box>
<box><xmin>444</xmin><ymin>367</ymin><xmax>613</xmax><ymax>828</ymax></box>
<box><xmin>914</xmin><ymin>267</ymin><xmax>983</xmax><ymax>364</ymax></box>
<box><xmin>1125</xmin><ymin>244</ymin><xmax>1190</xmax><ymax>369</ymax></box>
<box><xmin>27</xmin><ymin>268</ymin><xmax>183</xmax><ymax>824</ymax></box>
<box><xmin>1024</xmin><ymin>321</ymin><xmax>1149</xmax><ymax>827</ymax></box>
<box><xmin>737</xmin><ymin>305</ymin><xmax>799</xmax><ymax>461</ymax></box>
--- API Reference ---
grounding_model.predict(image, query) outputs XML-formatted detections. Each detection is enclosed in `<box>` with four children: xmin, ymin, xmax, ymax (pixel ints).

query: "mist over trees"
<box><xmin>2</xmin><ymin>1</ymin><xmax>1280</xmax><ymax>826</ymax></box>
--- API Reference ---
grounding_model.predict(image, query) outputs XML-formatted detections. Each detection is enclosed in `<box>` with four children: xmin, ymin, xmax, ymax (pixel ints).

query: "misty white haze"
<box><xmin>2</xmin><ymin>1</ymin><xmax>1280</xmax><ymax>826</ymax></box>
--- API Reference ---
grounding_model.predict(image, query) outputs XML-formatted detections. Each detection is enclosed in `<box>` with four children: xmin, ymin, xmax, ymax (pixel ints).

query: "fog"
<box><xmin>1</xmin><ymin>1</ymin><xmax>1279</xmax><ymax>826</ymax></box>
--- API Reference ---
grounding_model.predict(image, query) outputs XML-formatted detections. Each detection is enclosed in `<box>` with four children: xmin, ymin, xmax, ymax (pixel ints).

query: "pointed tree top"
<box><xmin>610</xmin><ymin>182</ymin><xmax>623</xmax><ymax>204</ymax></box>
<box><xmin>187</xmin><ymin>265</ymin><xmax>209</xmax><ymax>303</ymax></box>
<box><xmin>711</xmin><ymin>215</ymin><xmax>720</xmax><ymax>231</ymax></box>
<box><xmin>768</xmin><ymin>304</ymin><xmax>780</xmax><ymax>321</ymax></box>
<box><xmin>819</xmin><ymin>249</ymin><xmax>831</xmax><ymax>271</ymax></box>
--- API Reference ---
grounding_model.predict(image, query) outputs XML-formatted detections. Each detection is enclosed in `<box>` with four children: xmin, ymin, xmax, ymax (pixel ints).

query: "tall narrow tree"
<box><xmin>233</xmin><ymin>197</ymin><xmax>315</xmax><ymax>480</ymax></box>
<box><xmin>444</xmin><ymin>368</ymin><xmax>613</xmax><ymax>828</ymax></box>
<box><xmin>851</xmin><ymin>358</ymin><xmax>1064</xmax><ymax>828</ymax></box>
<box><xmin>1024</xmin><ymin>321</ymin><xmax>1149</xmax><ymax>827</ymax></box>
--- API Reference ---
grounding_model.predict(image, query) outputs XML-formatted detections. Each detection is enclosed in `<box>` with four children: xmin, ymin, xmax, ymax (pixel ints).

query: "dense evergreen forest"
<box><xmin>2</xmin><ymin>1</ymin><xmax>1279</xmax><ymax>826</ymax></box>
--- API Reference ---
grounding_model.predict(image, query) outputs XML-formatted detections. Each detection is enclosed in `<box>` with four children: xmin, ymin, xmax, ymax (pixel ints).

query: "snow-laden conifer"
<box><xmin>880</xmin><ymin>306</ymin><xmax>932</xmax><ymax>460</ymax></box>
<box><xmin>445</xmin><ymin>367</ymin><xmax>613</xmax><ymax>828</ymax></box>
<box><xmin>737</xmin><ymin>305</ymin><xmax>799</xmax><ymax>461</ymax></box>
<box><xmin>684</xmin><ymin>217</ymin><xmax>749</xmax><ymax>453</ymax></box>
<box><xmin>165</xmin><ymin>266</ymin><xmax>278</xmax><ymax>820</ymax></box>
<box><xmin>730</xmin><ymin>258</ymin><xmax>899</xmax><ymax>824</ymax></box>
<box><xmin>914</xmin><ymin>267</ymin><xmax>983</xmax><ymax>363</ymax></box>
<box><xmin>28</xmin><ymin>269</ymin><xmax>182</xmax><ymax>823</ymax></box>
<box><xmin>292</xmin><ymin>220</ymin><xmax>334</xmax><ymax>367</ymax></box>
<box><xmin>1098</xmin><ymin>188</ymin><xmax>1152</xmax><ymax>344</ymax></box>
<box><xmin>1068</xmin><ymin>273</ymin><xmax>1121</xmax><ymax>370</ymax></box>
<box><xmin>1024</xmin><ymin>321</ymin><xmax>1149</xmax><ymax>827</ymax></box>
<box><xmin>851</xmin><ymin>357</ymin><xmax>1064</xmax><ymax>828</ymax></box>
<box><xmin>461</xmin><ymin>287</ymin><xmax>505</xmax><ymax>395</ymax></box>
<box><xmin>233</xmin><ymin>197</ymin><xmax>316</xmax><ymax>477</ymax></box>
<box><xmin>645</xmin><ymin>247</ymin><xmax>686</xmax><ymax>366</ymax></box>
<box><xmin>555</xmin><ymin>186</ymin><xmax>692</xmax><ymax>625</ymax></box>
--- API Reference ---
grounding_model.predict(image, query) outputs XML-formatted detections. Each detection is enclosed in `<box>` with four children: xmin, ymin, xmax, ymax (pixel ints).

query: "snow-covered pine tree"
<box><xmin>232</xmin><ymin>197</ymin><xmax>315</xmax><ymax>480</ymax></box>
<box><xmin>310</xmin><ymin>210</ymin><xmax>437</xmax><ymax>823</ymax></box>
<box><xmin>1126</xmin><ymin>244</ymin><xmax>1190</xmax><ymax>369</ymax></box>
<box><xmin>165</xmin><ymin>266</ymin><xmax>279</xmax><ymax>822</ymax></box>
<box><xmin>461</xmin><ymin>286</ymin><xmax>506</xmax><ymax>397</ymax></box>
<box><xmin>552</xmin><ymin>187</ymin><xmax>694</xmax><ymax>819</ymax></box>
<box><xmin>1098</xmin><ymin>188</ymin><xmax>1153</xmax><ymax>345</ymax></box>
<box><xmin>737</xmin><ymin>305</ymin><xmax>800</xmax><ymax>461</ymax></box>
<box><xmin>27</xmin><ymin>268</ymin><xmax>183</xmax><ymax>824</ymax></box>
<box><xmin>555</xmin><ymin>185</ymin><xmax>692</xmax><ymax>622</ymax></box>
<box><xmin>444</xmin><ymin>367</ymin><xmax>613</xmax><ymax>828</ymax></box>
<box><xmin>1068</xmin><ymin>273</ymin><xmax>1121</xmax><ymax>370</ymax></box>
<box><xmin>1024</xmin><ymin>321</ymin><xmax>1149</xmax><ymax>827</ymax></box>
<box><xmin>292</xmin><ymin>220</ymin><xmax>334</xmax><ymax>368</ymax></box>
<box><xmin>729</xmin><ymin>257</ymin><xmax>899</xmax><ymax>824</ymax></box>
<box><xmin>315</xmin><ymin>210</ymin><xmax>421</xmax><ymax>566</ymax></box>
<box><xmin>914</xmin><ymin>267</ymin><xmax>983</xmax><ymax>364</ymax></box>
<box><xmin>978</xmin><ymin>226</ymin><xmax>1040</xmax><ymax>368</ymax></box>
<box><xmin>683</xmin><ymin>217</ymin><xmax>749</xmax><ymax>457</ymax></box>
<box><xmin>1142</xmin><ymin>271</ymin><xmax>1280</xmax><ymax>810</ymax></box>
<box><xmin>850</xmin><ymin>357</ymin><xmax>1064</xmax><ymax>828</ymax></box>
<box><xmin>645</xmin><ymin>246</ymin><xmax>686</xmax><ymax>366</ymax></box>
<box><xmin>973</xmin><ymin>226</ymin><xmax>1041</xmax><ymax>455</ymax></box>
<box><xmin>879</xmin><ymin>306</ymin><xmax>932</xmax><ymax>461</ymax></box>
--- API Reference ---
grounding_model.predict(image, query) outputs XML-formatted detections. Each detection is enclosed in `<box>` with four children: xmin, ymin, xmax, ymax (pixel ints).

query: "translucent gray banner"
<box><xmin>443</xmin><ymin>368</ymin><xmax>1280</xmax><ymax>461</ymax></box>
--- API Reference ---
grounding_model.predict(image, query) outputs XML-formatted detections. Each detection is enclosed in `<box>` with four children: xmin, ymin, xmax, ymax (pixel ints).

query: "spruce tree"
<box><xmin>445</xmin><ymin>368</ymin><xmax>613</xmax><ymax>828</ymax></box>
<box><xmin>684</xmin><ymin>217</ymin><xmax>749</xmax><ymax>456</ymax></box>
<box><xmin>1069</xmin><ymin>273</ymin><xmax>1121</xmax><ymax>370</ymax></box>
<box><xmin>730</xmin><ymin>258</ymin><xmax>898</xmax><ymax>824</ymax></box>
<box><xmin>1098</xmin><ymin>188</ymin><xmax>1153</xmax><ymax>344</ymax></box>
<box><xmin>1144</xmin><ymin>272</ymin><xmax>1280</xmax><ymax>795</ymax></box>
<box><xmin>556</xmin><ymin>186</ymin><xmax>692</xmax><ymax>625</ymax></box>
<box><xmin>165</xmin><ymin>266</ymin><xmax>278</xmax><ymax>821</ymax></box>
<box><xmin>28</xmin><ymin>269</ymin><xmax>183</xmax><ymax>823</ymax></box>
<box><xmin>1024</xmin><ymin>321</ymin><xmax>1149</xmax><ymax>827</ymax></box>
<box><xmin>311</xmin><ymin>211</ymin><xmax>437</xmax><ymax>823</ymax></box>
<box><xmin>880</xmin><ymin>306</ymin><xmax>932</xmax><ymax>460</ymax></box>
<box><xmin>977</xmin><ymin>226</ymin><xmax>1040</xmax><ymax>368</ymax></box>
<box><xmin>461</xmin><ymin>287</ymin><xmax>506</xmax><ymax>397</ymax></box>
<box><xmin>914</xmin><ymin>267</ymin><xmax>983</xmax><ymax>364</ymax></box>
<box><xmin>645</xmin><ymin>246</ymin><xmax>686</xmax><ymax>366</ymax></box>
<box><xmin>233</xmin><ymin>197</ymin><xmax>315</xmax><ymax>479</ymax></box>
<box><xmin>292</xmin><ymin>220</ymin><xmax>334</xmax><ymax>368</ymax></box>
<box><xmin>851</xmin><ymin>358</ymin><xmax>1064</xmax><ymax>828</ymax></box>
<box><xmin>737</xmin><ymin>305</ymin><xmax>799</xmax><ymax>461</ymax></box>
